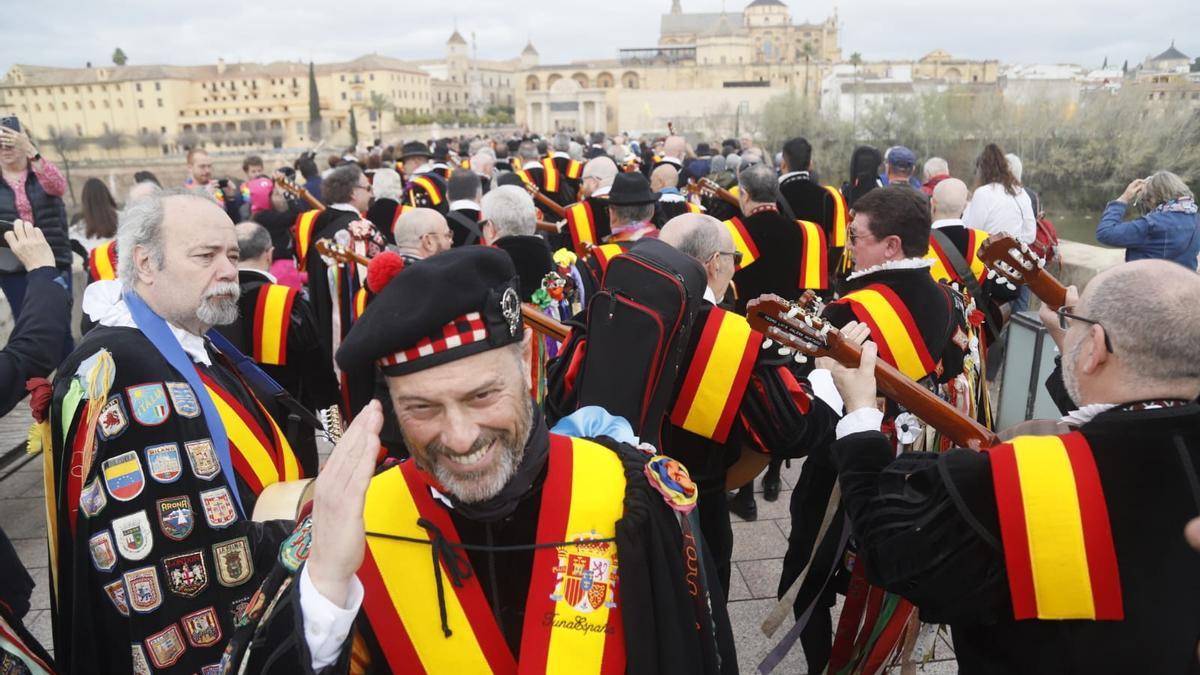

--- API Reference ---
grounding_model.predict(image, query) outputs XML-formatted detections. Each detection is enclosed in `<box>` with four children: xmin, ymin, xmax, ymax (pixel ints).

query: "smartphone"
<box><xmin>0</xmin><ymin>116</ymin><xmax>20</xmax><ymax>132</ymax></box>
<box><xmin>0</xmin><ymin>220</ymin><xmax>14</xmax><ymax>248</ymax></box>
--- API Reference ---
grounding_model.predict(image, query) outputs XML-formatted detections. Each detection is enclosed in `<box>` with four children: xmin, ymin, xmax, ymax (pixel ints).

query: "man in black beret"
<box><xmin>225</xmin><ymin>247</ymin><xmax>737</xmax><ymax>674</ymax></box>
<box><xmin>605</xmin><ymin>171</ymin><xmax>660</xmax><ymax>243</ymax></box>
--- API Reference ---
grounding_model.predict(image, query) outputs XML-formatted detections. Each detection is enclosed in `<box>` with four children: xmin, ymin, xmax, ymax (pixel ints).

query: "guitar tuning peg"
<box><xmin>786</xmin><ymin>306</ymin><xmax>801</xmax><ymax>319</ymax></box>
<box><xmin>1036</xmin><ymin>257</ymin><xmax>1045</xmax><ymax>269</ymax></box>
<box><xmin>777</xmin><ymin>347</ymin><xmax>793</xmax><ymax>356</ymax></box>
<box><xmin>794</xmin><ymin>353</ymin><xmax>808</xmax><ymax>364</ymax></box>
<box><xmin>762</xmin><ymin>338</ymin><xmax>774</xmax><ymax>349</ymax></box>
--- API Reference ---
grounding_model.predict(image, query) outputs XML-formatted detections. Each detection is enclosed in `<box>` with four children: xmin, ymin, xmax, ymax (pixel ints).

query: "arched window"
<box><xmin>596</xmin><ymin>72</ymin><xmax>614</xmax><ymax>88</ymax></box>
<box><xmin>571</xmin><ymin>72</ymin><xmax>589</xmax><ymax>88</ymax></box>
<box><xmin>526</xmin><ymin>75</ymin><xmax>540</xmax><ymax>91</ymax></box>
<box><xmin>621</xmin><ymin>72</ymin><xmax>639</xmax><ymax>89</ymax></box>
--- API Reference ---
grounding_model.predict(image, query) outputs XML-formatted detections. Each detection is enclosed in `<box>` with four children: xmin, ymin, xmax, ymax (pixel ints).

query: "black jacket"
<box><xmin>0</xmin><ymin>266</ymin><xmax>69</xmax><ymax>415</ymax></box>
<box><xmin>0</xmin><ymin>167</ymin><xmax>70</xmax><ymax>270</ymax></box>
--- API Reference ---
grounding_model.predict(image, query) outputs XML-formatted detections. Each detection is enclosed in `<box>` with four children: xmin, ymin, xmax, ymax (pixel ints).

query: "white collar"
<box><xmin>931</xmin><ymin>218</ymin><xmax>964</xmax><ymax>230</ymax></box>
<box><xmin>239</xmin><ymin>267</ymin><xmax>277</xmax><ymax>283</ymax></box>
<box><xmin>591</xmin><ymin>185</ymin><xmax>612</xmax><ymax>198</ymax></box>
<box><xmin>411</xmin><ymin>162</ymin><xmax>434</xmax><ymax>176</ymax></box>
<box><xmin>703</xmin><ymin>286</ymin><xmax>718</xmax><ymax>304</ymax></box>
<box><xmin>779</xmin><ymin>171</ymin><xmax>810</xmax><ymax>182</ymax></box>
<box><xmin>658</xmin><ymin>192</ymin><xmax>686</xmax><ymax>203</ymax></box>
<box><xmin>82</xmin><ymin>281</ymin><xmax>213</xmax><ymax>366</ymax></box>
<box><xmin>449</xmin><ymin>199</ymin><xmax>480</xmax><ymax>212</ymax></box>
<box><xmin>552</xmin><ymin>152</ymin><xmax>570</xmax><ymax>160</ymax></box>
<box><xmin>1060</xmin><ymin>403</ymin><xmax>1117</xmax><ymax>427</ymax></box>
<box><xmin>329</xmin><ymin>203</ymin><xmax>359</xmax><ymax>215</ymax></box>
<box><xmin>845</xmin><ymin>257</ymin><xmax>935</xmax><ymax>281</ymax></box>
<box><xmin>660</xmin><ymin>156</ymin><xmax>683</xmax><ymax>166</ymax></box>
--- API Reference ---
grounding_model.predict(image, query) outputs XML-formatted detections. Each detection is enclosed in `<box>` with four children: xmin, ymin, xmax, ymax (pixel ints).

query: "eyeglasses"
<box><xmin>712</xmin><ymin>250</ymin><xmax>743</xmax><ymax>265</ymax></box>
<box><xmin>847</xmin><ymin>229</ymin><xmax>876</xmax><ymax>245</ymax></box>
<box><xmin>354</xmin><ymin>183</ymin><xmax>372</xmax><ymax>192</ymax></box>
<box><xmin>1056</xmin><ymin>306</ymin><xmax>1114</xmax><ymax>353</ymax></box>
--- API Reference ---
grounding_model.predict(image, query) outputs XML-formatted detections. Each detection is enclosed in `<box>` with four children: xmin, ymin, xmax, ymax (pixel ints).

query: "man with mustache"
<box><xmin>48</xmin><ymin>191</ymin><xmax>308</xmax><ymax>673</ymax></box>
<box><xmin>821</xmin><ymin>259</ymin><xmax>1200</xmax><ymax>673</ymax></box>
<box><xmin>224</xmin><ymin>247</ymin><xmax>737</xmax><ymax>674</ymax></box>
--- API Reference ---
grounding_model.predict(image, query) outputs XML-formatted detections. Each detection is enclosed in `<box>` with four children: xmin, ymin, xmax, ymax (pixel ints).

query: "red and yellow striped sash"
<box><xmin>823</xmin><ymin>185</ymin><xmax>848</xmax><ymax>247</ymax></box>
<box><xmin>541</xmin><ymin>158</ymin><xmax>561</xmax><ymax>193</ymax></box>
<box><xmin>986</xmin><ymin>433</ymin><xmax>1123</xmax><ymax>620</ymax></box>
<box><xmin>837</xmin><ymin>284</ymin><xmax>936</xmax><ymax>380</ymax></box>
<box><xmin>351</xmin><ymin>287</ymin><xmax>369</xmax><ymax>321</ymax></box>
<box><xmin>392</xmin><ymin>203</ymin><xmax>415</xmax><ymax>232</ymax></box>
<box><xmin>251</xmin><ymin>284</ymin><xmax>297</xmax><ymax>366</ymax></box>
<box><xmin>565</xmin><ymin>159</ymin><xmax>584</xmax><ymax>180</ymax></box>
<box><xmin>723</xmin><ymin>217</ymin><xmax>759</xmax><ymax>271</ymax></box>
<box><xmin>359</xmin><ymin>435</ymin><xmax>626</xmax><ymax>674</ymax></box>
<box><xmin>797</xmin><ymin>220</ymin><xmax>829</xmax><ymax>290</ymax></box>
<box><xmin>199</xmin><ymin>374</ymin><xmax>301</xmax><ymax>494</ymax></box>
<box><xmin>926</xmin><ymin>229</ymin><xmax>989</xmax><ymax>286</ymax></box>
<box><xmin>293</xmin><ymin>209</ymin><xmax>320</xmax><ymax>272</ymax></box>
<box><xmin>88</xmin><ymin>240</ymin><xmax>118</xmax><ymax>281</ymax></box>
<box><xmin>567</xmin><ymin>201</ymin><xmax>599</xmax><ymax>253</ymax></box>
<box><xmin>670</xmin><ymin>309</ymin><xmax>760</xmax><ymax>442</ymax></box>
<box><xmin>589</xmin><ymin>243</ymin><xmax>626</xmax><ymax>276</ymax></box>
<box><xmin>685</xmin><ymin>202</ymin><xmax>703</xmax><ymax>214</ymax></box>
<box><xmin>412</xmin><ymin>176</ymin><xmax>443</xmax><ymax>206</ymax></box>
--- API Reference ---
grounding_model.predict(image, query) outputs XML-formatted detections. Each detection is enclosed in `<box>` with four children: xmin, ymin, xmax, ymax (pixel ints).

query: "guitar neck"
<box><xmin>520</xmin><ymin>304</ymin><xmax>570</xmax><ymax>342</ymax></box>
<box><xmin>535</xmin><ymin>220</ymin><xmax>561</xmax><ymax>235</ymax></box>
<box><xmin>531</xmin><ymin>189</ymin><xmax>567</xmax><ymax>218</ymax></box>
<box><xmin>1027</xmin><ymin>270</ymin><xmax>1068</xmax><ymax>311</ymax></box>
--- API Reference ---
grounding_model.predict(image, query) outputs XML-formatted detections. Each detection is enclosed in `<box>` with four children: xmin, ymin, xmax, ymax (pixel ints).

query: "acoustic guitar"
<box><xmin>273</xmin><ymin>176</ymin><xmax>325</xmax><ymax>212</ymax></box>
<box><xmin>688</xmin><ymin>177</ymin><xmax>740</xmax><ymax>209</ymax></box>
<box><xmin>978</xmin><ymin>234</ymin><xmax>1068</xmax><ymax>310</ymax></box>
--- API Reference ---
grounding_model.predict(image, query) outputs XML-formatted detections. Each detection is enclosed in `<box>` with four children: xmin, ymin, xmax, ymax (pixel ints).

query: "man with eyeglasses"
<box><xmin>775</xmin><ymin>185</ymin><xmax>974</xmax><ymax>672</ymax></box>
<box><xmin>815</xmin><ymin>257</ymin><xmax>1200</xmax><ymax>673</ymax></box>
<box><xmin>658</xmin><ymin>213</ymin><xmax>838</xmax><ymax>600</ymax></box>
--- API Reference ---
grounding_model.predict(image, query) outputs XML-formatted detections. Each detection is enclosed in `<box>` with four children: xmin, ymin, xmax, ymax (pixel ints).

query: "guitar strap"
<box><xmin>446</xmin><ymin>210</ymin><xmax>484</xmax><ymax>246</ymax></box>
<box><xmin>931</xmin><ymin>228</ymin><xmax>997</xmax><ymax>343</ymax></box>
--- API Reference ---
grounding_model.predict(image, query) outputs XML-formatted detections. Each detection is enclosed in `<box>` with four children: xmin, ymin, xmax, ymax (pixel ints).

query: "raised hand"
<box><xmin>306</xmin><ymin>400</ymin><xmax>384</xmax><ymax>607</ymax></box>
<box><xmin>4</xmin><ymin>219</ymin><xmax>55</xmax><ymax>270</ymax></box>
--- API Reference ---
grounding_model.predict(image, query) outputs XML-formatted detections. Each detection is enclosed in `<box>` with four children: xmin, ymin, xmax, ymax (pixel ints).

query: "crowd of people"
<box><xmin>0</xmin><ymin>114</ymin><xmax>1197</xmax><ymax>674</ymax></box>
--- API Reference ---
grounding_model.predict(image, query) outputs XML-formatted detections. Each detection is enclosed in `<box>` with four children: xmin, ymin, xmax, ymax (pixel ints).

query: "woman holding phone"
<box><xmin>0</xmin><ymin>117</ymin><xmax>71</xmax><ymax>321</ymax></box>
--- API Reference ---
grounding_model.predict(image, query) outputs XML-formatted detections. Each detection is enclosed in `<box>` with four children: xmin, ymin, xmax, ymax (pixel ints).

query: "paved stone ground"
<box><xmin>0</xmin><ymin>403</ymin><xmax>960</xmax><ymax>672</ymax></box>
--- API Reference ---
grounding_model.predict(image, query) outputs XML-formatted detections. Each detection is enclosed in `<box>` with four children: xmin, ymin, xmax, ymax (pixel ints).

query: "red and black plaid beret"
<box><xmin>336</xmin><ymin>247</ymin><xmax>522</xmax><ymax>375</ymax></box>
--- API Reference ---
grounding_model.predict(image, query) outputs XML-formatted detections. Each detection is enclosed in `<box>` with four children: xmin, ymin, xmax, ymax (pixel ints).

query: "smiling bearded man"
<box><xmin>221</xmin><ymin>246</ymin><xmax>738</xmax><ymax>674</ymax></box>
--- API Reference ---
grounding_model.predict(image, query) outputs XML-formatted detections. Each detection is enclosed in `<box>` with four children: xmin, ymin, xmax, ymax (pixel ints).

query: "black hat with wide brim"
<box><xmin>607</xmin><ymin>171</ymin><xmax>658</xmax><ymax>205</ymax></box>
<box><xmin>398</xmin><ymin>141</ymin><xmax>433</xmax><ymax>162</ymax></box>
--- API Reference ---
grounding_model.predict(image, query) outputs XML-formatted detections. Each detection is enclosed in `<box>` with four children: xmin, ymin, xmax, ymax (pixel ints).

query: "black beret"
<box><xmin>336</xmin><ymin>247</ymin><xmax>523</xmax><ymax>375</ymax></box>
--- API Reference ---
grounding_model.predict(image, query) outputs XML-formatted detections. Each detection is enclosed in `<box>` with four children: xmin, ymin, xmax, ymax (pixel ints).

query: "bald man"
<box><xmin>652</xmin><ymin>163</ymin><xmax>699</xmax><ymax>228</ymax></box>
<box><xmin>926</xmin><ymin>177</ymin><xmax>1018</xmax><ymax>342</ymax></box>
<box><xmin>823</xmin><ymin>258</ymin><xmax>1200</xmax><ymax>673</ymax></box>
<box><xmin>657</xmin><ymin>213</ymin><xmax>837</xmax><ymax>597</ymax></box>
<box><xmin>391</xmin><ymin>207</ymin><xmax>453</xmax><ymax>265</ymax></box>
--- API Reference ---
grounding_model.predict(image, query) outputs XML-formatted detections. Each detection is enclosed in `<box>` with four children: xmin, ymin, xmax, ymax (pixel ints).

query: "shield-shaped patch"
<box><xmin>199</xmin><ymin>486</ymin><xmax>238</xmax><ymax>528</ymax></box>
<box><xmin>156</xmin><ymin>495</ymin><xmax>194</xmax><ymax>541</ymax></box>
<box><xmin>97</xmin><ymin>395</ymin><xmax>128</xmax><ymax>440</ymax></box>
<box><xmin>145</xmin><ymin>443</ymin><xmax>182</xmax><ymax>483</ymax></box>
<box><xmin>89</xmin><ymin>531</ymin><xmax>117</xmax><ymax>571</ymax></box>
<box><xmin>112</xmin><ymin>510</ymin><xmax>153</xmax><ymax>561</ymax></box>
<box><xmin>103</xmin><ymin>579</ymin><xmax>129</xmax><ymax>616</ymax></box>
<box><xmin>131</xmin><ymin>644</ymin><xmax>151</xmax><ymax>675</ymax></box>
<box><xmin>162</xmin><ymin>550</ymin><xmax>208</xmax><ymax>598</ymax></box>
<box><xmin>123</xmin><ymin>566</ymin><xmax>162</xmax><ymax>613</ymax></box>
<box><xmin>181</xmin><ymin>606</ymin><xmax>223</xmax><ymax>647</ymax></box>
<box><xmin>101</xmin><ymin>450</ymin><xmax>145</xmax><ymax>502</ymax></box>
<box><xmin>127</xmin><ymin>383</ymin><xmax>171</xmax><ymax>426</ymax></box>
<box><xmin>144</xmin><ymin>623</ymin><xmax>184</xmax><ymax>668</ymax></box>
<box><xmin>279</xmin><ymin>515</ymin><xmax>312</xmax><ymax>572</ymax></box>
<box><xmin>213</xmin><ymin>536</ymin><xmax>252</xmax><ymax>587</ymax></box>
<box><xmin>166</xmin><ymin>382</ymin><xmax>201</xmax><ymax>418</ymax></box>
<box><xmin>79</xmin><ymin>477</ymin><xmax>108</xmax><ymax>517</ymax></box>
<box><xmin>185</xmin><ymin>438</ymin><xmax>221</xmax><ymax>480</ymax></box>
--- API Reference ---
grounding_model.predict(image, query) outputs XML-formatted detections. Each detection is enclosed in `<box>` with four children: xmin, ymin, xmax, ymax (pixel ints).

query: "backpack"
<box><xmin>566</xmin><ymin>238</ymin><xmax>707</xmax><ymax>448</ymax></box>
<box><xmin>1024</xmin><ymin>187</ymin><xmax>1060</xmax><ymax>265</ymax></box>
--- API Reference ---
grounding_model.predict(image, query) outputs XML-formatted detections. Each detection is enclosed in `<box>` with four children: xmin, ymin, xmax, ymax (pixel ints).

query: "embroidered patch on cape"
<box><xmin>185</xmin><ymin>438</ymin><xmax>221</xmax><ymax>480</ymax></box>
<box><xmin>199</xmin><ymin>486</ymin><xmax>238</xmax><ymax>528</ymax></box>
<box><xmin>156</xmin><ymin>495</ymin><xmax>194</xmax><ymax>541</ymax></box>
<box><xmin>145</xmin><ymin>443</ymin><xmax>183</xmax><ymax>483</ymax></box>
<box><xmin>213</xmin><ymin>536</ymin><xmax>252</xmax><ymax>587</ymax></box>
<box><xmin>102</xmin><ymin>450</ymin><xmax>145</xmax><ymax>501</ymax></box>
<box><xmin>166</xmin><ymin>381</ymin><xmax>201</xmax><ymax>418</ymax></box>
<box><xmin>112</xmin><ymin>510</ymin><xmax>154</xmax><ymax>561</ymax></box>
<box><xmin>230</xmin><ymin>595</ymin><xmax>252</xmax><ymax>627</ymax></box>
<box><xmin>80</xmin><ymin>477</ymin><xmax>108</xmax><ymax>517</ymax></box>
<box><xmin>550</xmin><ymin>533</ymin><xmax>619</xmax><ymax>613</ymax></box>
<box><xmin>104</xmin><ymin>579</ymin><xmax>129</xmax><ymax>616</ymax></box>
<box><xmin>123</xmin><ymin>566</ymin><xmax>163</xmax><ymax>613</ymax></box>
<box><xmin>89</xmin><ymin>531</ymin><xmax>117</xmax><ymax>571</ymax></box>
<box><xmin>97</xmin><ymin>395</ymin><xmax>128</xmax><ymax>440</ymax></box>
<box><xmin>144</xmin><ymin>623</ymin><xmax>185</xmax><ymax>668</ymax></box>
<box><xmin>127</xmin><ymin>383</ymin><xmax>171</xmax><ymax>426</ymax></box>
<box><xmin>181</xmin><ymin>606</ymin><xmax>223</xmax><ymax>647</ymax></box>
<box><xmin>131</xmin><ymin>643</ymin><xmax>151</xmax><ymax>675</ymax></box>
<box><xmin>643</xmin><ymin>455</ymin><xmax>699</xmax><ymax>514</ymax></box>
<box><xmin>163</xmin><ymin>550</ymin><xmax>209</xmax><ymax>598</ymax></box>
<box><xmin>279</xmin><ymin>515</ymin><xmax>312</xmax><ymax>572</ymax></box>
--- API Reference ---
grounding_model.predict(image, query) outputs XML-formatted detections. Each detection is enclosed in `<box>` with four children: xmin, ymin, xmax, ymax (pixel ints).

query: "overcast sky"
<box><xmin>2</xmin><ymin>0</ymin><xmax>1194</xmax><ymax>75</ymax></box>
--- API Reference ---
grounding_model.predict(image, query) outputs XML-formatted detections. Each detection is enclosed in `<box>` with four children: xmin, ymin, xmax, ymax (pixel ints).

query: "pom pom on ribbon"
<box><xmin>366</xmin><ymin>251</ymin><xmax>406</xmax><ymax>294</ymax></box>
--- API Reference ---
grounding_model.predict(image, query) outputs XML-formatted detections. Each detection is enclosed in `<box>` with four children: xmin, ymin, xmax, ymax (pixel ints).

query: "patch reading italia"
<box><xmin>199</xmin><ymin>486</ymin><xmax>238</xmax><ymax>529</ymax></box>
<box><xmin>181</xmin><ymin>606</ymin><xmax>223</xmax><ymax>647</ymax></box>
<box><xmin>213</xmin><ymin>536</ymin><xmax>252</xmax><ymax>587</ymax></box>
<box><xmin>166</xmin><ymin>381</ymin><xmax>200</xmax><ymax>418</ymax></box>
<box><xmin>123</xmin><ymin>566</ymin><xmax>162</xmax><ymax>613</ymax></box>
<box><xmin>79</xmin><ymin>477</ymin><xmax>108</xmax><ymax>517</ymax></box>
<box><xmin>144</xmin><ymin>623</ymin><xmax>186</xmax><ymax>668</ymax></box>
<box><xmin>127</xmin><ymin>383</ymin><xmax>171</xmax><ymax>426</ymax></box>
<box><xmin>112</xmin><ymin>510</ymin><xmax>154</xmax><ymax>561</ymax></box>
<box><xmin>145</xmin><ymin>443</ymin><xmax>183</xmax><ymax>483</ymax></box>
<box><xmin>101</xmin><ymin>450</ymin><xmax>145</xmax><ymax>501</ymax></box>
<box><xmin>162</xmin><ymin>550</ymin><xmax>209</xmax><ymax>598</ymax></box>
<box><xmin>97</xmin><ymin>395</ymin><xmax>128</xmax><ymax>440</ymax></box>
<box><xmin>156</xmin><ymin>495</ymin><xmax>194</xmax><ymax>541</ymax></box>
<box><xmin>185</xmin><ymin>438</ymin><xmax>221</xmax><ymax>480</ymax></box>
<box><xmin>89</xmin><ymin>531</ymin><xmax>117</xmax><ymax>571</ymax></box>
<box><xmin>104</xmin><ymin>579</ymin><xmax>130</xmax><ymax>616</ymax></box>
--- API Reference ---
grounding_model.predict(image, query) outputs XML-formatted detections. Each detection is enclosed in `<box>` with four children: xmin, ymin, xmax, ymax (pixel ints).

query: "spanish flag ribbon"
<box><xmin>836</xmin><ymin>284</ymin><xmax>937</xmax><ymax>380</ymax></box>
<box><xmin>293</xmin><ymin>209</ymin><xmax>320</xmax><ymax>272</ymax></box>
<box><xmin>199</xmin><ymin>373</ymin><xmax>301</xmax><ymax>494</ymax></box>
<box><xmin>927</xmin><ymin>229</ymin><xmax>989</xmax><ymax>286</ymax></box>
<box><xmin>567</xmin><ymin>201</ymin><xmax>599</xmax><ymax>253</ymax></box>
<box><xmin>823</xmin><ymin>185</ymin><xmax>848</xmax><ymax>248</ymax></box>
<box><xmin>589</xmin><ymin>244</ymin><xmax>626</xmax><ymax>275</ymax></box>
<box><xmin>252</xmin><ymin>284</ymin><xmax>298</xmax><ymax>366</ymax></box>
<box><xmin>986</xmin><ymin>433</ymin><xmax>1123</xmax><ymax>620</ymax></box>
<box><xmin>540</xmin><ymin>158</ymin><xmax>561</xmax><ymax>193</ymax></box>
<box><xmin>88</xmin><ymin>240</ymin><xmax>118</xmax><ymax>281</ymax></box>
<box><xmin>412</xmin><ymin>176</ymin><xmax>444</xmax><ymax>206</ymax></box>
<box><xmin>669</xmin><ymin>309</ymin><xmax>760</xmax><ymax>443</ymax></box>
<box><xmin>723</xmin><ymin>217</ymin><xmax>759</xmax><ymax>271</ymax></box>
<box><xmin>797</xmin><ymin>220</ymin><xmax>829</xmax><ymax>290</ymax></box>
